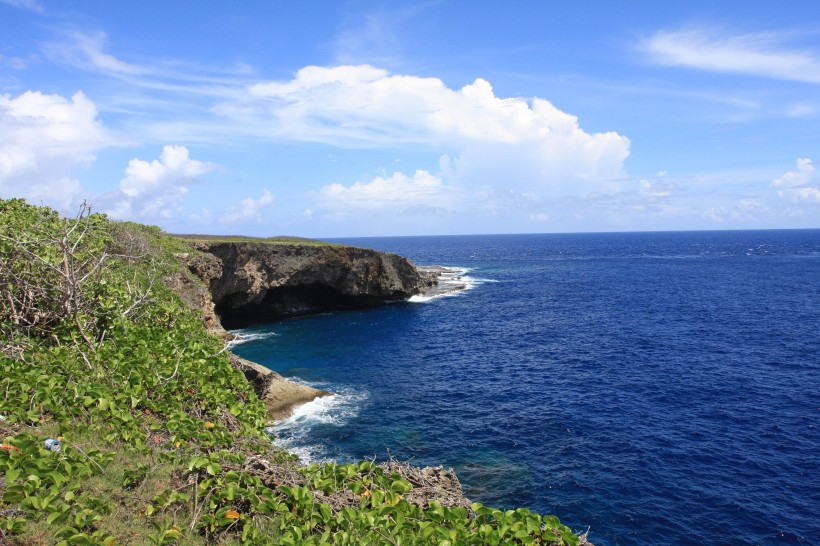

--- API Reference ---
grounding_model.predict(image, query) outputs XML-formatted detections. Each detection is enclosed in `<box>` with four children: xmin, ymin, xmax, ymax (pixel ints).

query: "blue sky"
<box><xmin>1</xmin><ymin>0</ymin><xmax>818</xmax><ymax>236</ymax></box>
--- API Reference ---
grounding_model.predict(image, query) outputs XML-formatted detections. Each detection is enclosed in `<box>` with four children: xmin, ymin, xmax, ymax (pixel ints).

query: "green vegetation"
<box><xmin>0</xmin><ymin>198</ymin><xmax>586</xmax><ymax>545</ymax></box>
<box><xmin>173</xmin><ymin>234</ymin><xmax>338</xmax><ymax>247</ymax></box>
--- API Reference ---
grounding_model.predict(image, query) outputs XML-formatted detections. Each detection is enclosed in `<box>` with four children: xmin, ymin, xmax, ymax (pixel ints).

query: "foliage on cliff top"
<box><xmin>0</xmin><ymin>198</ymin><xmax>587</xmax><ymax>545</ymax></box>
<box><xmin>173</xmin><ymin>234</ymin><xmax>339</xmax><ymax>247</ymax></box>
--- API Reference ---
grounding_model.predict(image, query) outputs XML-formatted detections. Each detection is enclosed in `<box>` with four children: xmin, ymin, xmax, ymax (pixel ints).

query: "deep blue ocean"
<box><xmin>231</xmin><ymin>230</ymin><xmax>820</xmax><ymax>545</ymax></box>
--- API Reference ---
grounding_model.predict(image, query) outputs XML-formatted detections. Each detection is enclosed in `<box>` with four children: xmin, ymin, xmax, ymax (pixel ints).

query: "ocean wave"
<box><xmin>269</xmin><ymin>386</ymin><xmax>368</xmax><ymax>464</ymax></box>
<box><xmin>226</xmin><ymin>330</ymin><xmax>280</xmax><ymax>347</ymax></box>
<box><xmin>410</xmin><ymin>266</ymin><xmax>496</xmax><ymax>303</ymax></box>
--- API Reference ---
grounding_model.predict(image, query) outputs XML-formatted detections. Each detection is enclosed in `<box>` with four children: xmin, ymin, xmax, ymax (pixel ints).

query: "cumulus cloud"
<box><xmin>640</xmin><ymin>28</ymin><xmax>820</xmax><ymax>84</ymax></box>
<box><xmin>0</xmin><ymin>90</ymin><xmax>113</xmax><ymax>209</ymax></box>
<box><xmin>245</xmin><ymin>64</ymin><xmax>626</xmax><ymax>147</ymax></box>
<box><xmin>99</xmin><ymin>145</ymin><xmax>216</xmax><ymax>220</ymax></box>
<box><xmin>220</xmin><ymin>190</ymin><xmax>274</xmax><ymax>224</ymax></box>
<box><xmin>314</xmin><ymin>170</ymin><xmax>454</xmax><ymax>214</ymax></box>
<box><xmin>223</xmin><ymin>65</ymin><xmax>629</xmax><ymax>189</ymax></box>
<box><xmin>772</xmin><ymin>158</ymin><xmax>820</xmax><ymax>202</ymax></box>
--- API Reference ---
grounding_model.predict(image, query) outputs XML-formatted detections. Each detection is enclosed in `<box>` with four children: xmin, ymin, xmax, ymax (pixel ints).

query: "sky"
<box><xmin>1</xmin><ymin>0</ymin><xmax>818</xmax><ymax>237</ymax></box>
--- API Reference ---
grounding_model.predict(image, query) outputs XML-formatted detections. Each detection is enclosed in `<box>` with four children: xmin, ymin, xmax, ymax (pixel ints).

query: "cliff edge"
<box><xmin>186</xmin><ymin>241</ymin><xmax>434</xmax><ymax>328</ymax></box>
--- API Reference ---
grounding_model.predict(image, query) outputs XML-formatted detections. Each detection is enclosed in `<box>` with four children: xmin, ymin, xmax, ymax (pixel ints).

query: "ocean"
<box><xmin>230</xmin><ymin>230</ymin><xmax>820</xmax><ymax>545</ymax></box>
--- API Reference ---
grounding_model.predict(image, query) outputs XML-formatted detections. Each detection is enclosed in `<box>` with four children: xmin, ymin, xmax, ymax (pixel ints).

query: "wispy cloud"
<box><xmin>0</xmin><ymin>0</ymin><xmax>43</xmax><ymax>13</ymax></box>
<box><xmin>0</xmin><ymin>52</ymin><xmax>30</xmax><ymax>70</ymax></box>
<box><xmin>334</xmin><ymin>2</ymin><xmax>440</xmax><ymax>66</ymax></box>
<box><xmin>640</xmin><ymin>27</ymin><xmax>820</xmax><ymax>84</ymax></box>
<box><xmin>44</xmin><ymin>31</ymin><xmax>253</xmax><ymax>93</ymax></box>
<box><xmin>44</xmin><ymin>32</ymin><xmax>151</xmax><ymax>76</ymax></box>
<box><xmin>335</xmin><ymin>10</ymin><xmax>402</xmax><ymax>66</ymax></box>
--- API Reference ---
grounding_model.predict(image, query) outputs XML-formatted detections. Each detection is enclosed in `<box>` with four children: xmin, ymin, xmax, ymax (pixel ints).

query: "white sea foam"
<box><xmin>226</xmin><ymin>330</ymin><xmax>280</xmax><ymax>347</ymax></box>
<box><xmin>410</xmin><ymin>266</ymin><xmax>496</xmax><ymax>302</ymax></box>
<box><xmin>269</xmin><ymin>386</ymin><xmax>367</xmax><ymax>464</ymax></box>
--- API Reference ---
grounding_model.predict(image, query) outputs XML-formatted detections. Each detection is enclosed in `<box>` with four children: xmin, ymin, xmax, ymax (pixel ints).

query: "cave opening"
<box><xmin>215</xmin><ymin>283</ymin><xmax>386</xmax><ymax>329</ymax></box>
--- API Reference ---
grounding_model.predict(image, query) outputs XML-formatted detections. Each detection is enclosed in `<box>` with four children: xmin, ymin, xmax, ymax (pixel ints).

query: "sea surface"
<box><xmin>231</xmin><ymin>230</ymin><xmax>820</xmax><ymax>545</ymax></box>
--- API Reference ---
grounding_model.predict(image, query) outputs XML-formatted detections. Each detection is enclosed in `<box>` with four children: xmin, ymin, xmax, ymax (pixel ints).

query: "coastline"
<box><xmin>0</xmin><ymin>200</ymin><xmax>591</xmax><ymax>545</ymax></box>
<box><xmin>228</xmin><ymin>353</ymin><xmax>331</xmax><ymax>421</ymax></box>
<box><xmin>218</xmin><ymin>264</ymin><xmax>468</xmax><ymax>423</ymax></box>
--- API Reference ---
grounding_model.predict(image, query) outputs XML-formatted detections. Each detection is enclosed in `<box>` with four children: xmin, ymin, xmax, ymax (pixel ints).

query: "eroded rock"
<box><xmin>229</xmin><ymin>354</ymin><xmax>329</xmax><ymax>420</ymax></box>
<box><xmin>186</xmin><ymin>242</ymin><xmax>432</xmax><ymax>328</ymax></box>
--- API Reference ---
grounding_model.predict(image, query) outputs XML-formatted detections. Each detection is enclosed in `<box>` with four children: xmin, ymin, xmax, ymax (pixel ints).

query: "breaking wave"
<box><xmin>409</xmin><ymin>266</ymin><xmax>497</xmax><ymax>303</ymax></box>
<box><xmin>268</xmin><ymin>386</ymin><xmax>368</xmax><ymax>464</ymax></box>
<box><xmin>226</xmin><ymin>329</ymin><xmax>280</xmax><ymax>348</ymax></box>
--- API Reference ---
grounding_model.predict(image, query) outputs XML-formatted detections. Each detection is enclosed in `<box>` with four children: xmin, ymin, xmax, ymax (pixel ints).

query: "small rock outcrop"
<box><xmin>187</xmin><ymin>242</ymin><xmax>433</xmax><ymax>328</ymax></box>
<box><xmin>229</xmin><ymin>354</ymin><xmax>330</xmax><ymax>420</ymax></box>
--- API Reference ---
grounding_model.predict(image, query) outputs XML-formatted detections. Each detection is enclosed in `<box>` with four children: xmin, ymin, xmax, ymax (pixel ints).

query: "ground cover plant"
<box><xmin>0</xmin><ymin>198</ymin><xmax>587</xmax><ymax>545</ymax></box>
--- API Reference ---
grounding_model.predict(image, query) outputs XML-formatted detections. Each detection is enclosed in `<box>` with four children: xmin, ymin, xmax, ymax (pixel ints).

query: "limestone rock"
<box><xmin>229</xmin><ymin>354</ymin><xmax>329</xmax><ymax>420</ymax></box>
<box><xmin>164</xmin><ymin>251</ymin><xmax>225</xmax><ymax>335</ymax></box>
<box><xmin>187</xmin><ymin>242</ymin><xmax>432</xmax><ymax>328</ymax></box>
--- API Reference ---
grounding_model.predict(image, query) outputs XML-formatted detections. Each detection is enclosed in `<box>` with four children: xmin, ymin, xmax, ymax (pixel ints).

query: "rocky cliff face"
<box><xmin>186</xmin><ymin>242</ymin><xmax>434</xmax><ymax>329</ymax></box>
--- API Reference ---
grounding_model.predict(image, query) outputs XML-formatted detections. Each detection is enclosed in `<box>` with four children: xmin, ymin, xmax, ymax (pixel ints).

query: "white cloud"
<box><xmin>641</xmin><ymin>28</ymin><xmax>820</xmax><ymax>84</ymax></box>
<box><xmin>640</xmin><ymin>177</ymin><xmax>679</xmax><ymax>198</ymax></box>
<box><xmin>220</xmin><ymin>189</ymin><xmax>274</xmax><ymax>224</ymax></box>
<box><xmin>772</xmin><ymin>158</ymin><xmax>820</xmax><ymax>202</ymax></box>
<box><xmin>246</xmin><ymin>65</ymin><xmax>626</xmax><ymax>146</ymax></box>
<box><xmin>99</xmin><ymin>145</ymin><xmax>216</xmax><ymax>220</ymax></box>
<box><xmin>0</xmin><ymin>90</ymin><xmax>113</xmax><ymax>209</ymax></box>
<box><xmin>314</xmin><ymin>169</ymin><xmax>453</xmax><ymax>214</ymax></box>
<box><xmin>225</xmin><ymin>65</ymin><xmax>629</xmax><ymax>190</ymax></box>
<box><xmin>701</xmin><ymin>200</ymin><xmax>765</xmax><ymax>223</ymax></box>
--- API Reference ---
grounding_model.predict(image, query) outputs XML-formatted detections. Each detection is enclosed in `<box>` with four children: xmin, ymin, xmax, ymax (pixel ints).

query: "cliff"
<box><xmin>174</xmin><ymin>240</ymin><xmax>436</xmax><ymax>420</ymax></box>
<box><xmin>185</xmin><ymin>241</ymin><xmax>435</xmax><ymax>328</ymax></box>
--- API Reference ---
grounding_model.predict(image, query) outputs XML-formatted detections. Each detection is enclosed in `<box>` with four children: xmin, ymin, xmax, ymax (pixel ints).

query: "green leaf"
<box><xmin>47</xmin><ymin>510</ymin><xmax>65</xmax><ymax>525</ymax></box>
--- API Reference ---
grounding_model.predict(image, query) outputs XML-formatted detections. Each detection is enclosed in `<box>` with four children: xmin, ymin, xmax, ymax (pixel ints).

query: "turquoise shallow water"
<box><xmin>232</xmin><ymin>231</ymin><xmax>820</xmax><ymax>545</ymax></box>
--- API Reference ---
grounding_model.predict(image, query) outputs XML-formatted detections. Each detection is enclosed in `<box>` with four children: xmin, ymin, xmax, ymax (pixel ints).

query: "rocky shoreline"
<box><xmin>228</xmin><ymin>353</ymin><xmax>331</xmax><ymax>420</ymax></box>
<box><xmin>167</xmin><ymin>240</ymin><xmax>592</xmax><ymax>542</ymax></box>
<box><xmin>174</xmin><ymin>240</ymin><xmax>454</xmax><ymax>421</ymax></box>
